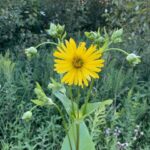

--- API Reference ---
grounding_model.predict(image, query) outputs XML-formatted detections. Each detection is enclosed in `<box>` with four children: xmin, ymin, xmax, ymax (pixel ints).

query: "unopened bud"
<box><xmin>46</xmin><ymin>23</ymin><xmax>65</xmax><ymax>38</ymax></box>
<box><xmin>57</xmin><ymin>24</ymin><xmax>65</xmax><ymax>35</ymax></box>
<box><xmin>25</xmin><ymin>47</ymin><xmax>37</xmax><ymax>59</ymax></box>
<box><xmin>85</xmin><ymin>31</ymin><xmax>98</xmax><ymax>41</ymax></box>
<box><xmin>48</xmin><ymin>83</ymin><xmax>55</xmax><ymax>89</ymax></box>
<box><xmin>126</xmin><ymin>53</ymin><xmax>141</xmax><ymax>66</ymax></box>
<box><xmin>47</xmin><ymin>98</ymin><xmax>54</xmax><ymax>106</ymax></box>
<box><xmin>111</xmin><ymin>29</ymin><xmax>123</xmax><ymax>43</ymax></box>
<box><xmin>22</xmin><ymin>111</ymin><xmax>32</xmax><ymax>121</ymax></box>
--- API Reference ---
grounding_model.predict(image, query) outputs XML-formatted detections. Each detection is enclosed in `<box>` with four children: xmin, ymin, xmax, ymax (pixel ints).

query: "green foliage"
<box><xmin>0</xmin><ymin>0</ymin><xmax>47</xmax><ymax>53</ymax></box>
<box><xmin>61</xmin><ymin>122</ymin><xmax>95</xmax><ymax>150</ymax></box>
<box><xmin>86</xmin><ymin>100</ymin><xmax>113</xmax><ymax>148</ymax></box>
<box><xmin>0</xmin><ymin>0</ymin><xmax>149</xmax><ymax>149</ymax></box>
<box><xmin>0</xmin><ymin>53</ymin><xmax>15</xmax><ymax>82</ymax></box>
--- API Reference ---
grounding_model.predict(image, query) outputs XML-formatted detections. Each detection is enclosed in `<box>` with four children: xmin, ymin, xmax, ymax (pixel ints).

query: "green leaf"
<box><xmin>61</xmin><ymin>121</ymin><xmax>95</xmax><ymax>150</ymax></box>
<box><xmin>31</xmin><ymin>99</ymin><xmax>45</xmax><ymax>106</ymax></box>
<box><xmin>34</xmin><ymin>82</ymin><xmax>47</xmax><ymax>99</ymax></box>
<box><xmin>81</xmin><ymin>99</ymin><xmax>113</xmax><ymax>118</ymax></box>
<box><xmin>31</xmin><ymin>82</ymin><xmax>54</xmax><ymax>107</ymax></box>
<box><xmin>101</xmin><ymin>99</ymin><xmax>113</xmax><ymax>106</ymax></box>
<box><xmin>81</xmin><ymin>102</ymin><xmax>101</xmax><ymax>117</ymax></box>
<box><xmin>53</xmin><ymin>91</ymin><xmax>78</xmax><ymax>116</ymax></box>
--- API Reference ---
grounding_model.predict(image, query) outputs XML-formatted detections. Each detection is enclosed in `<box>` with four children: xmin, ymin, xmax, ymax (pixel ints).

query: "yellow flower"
<box><xmin>54</xmin><ymin>38</ymin><xmax>104</xmax><ymax>87</ymax></box>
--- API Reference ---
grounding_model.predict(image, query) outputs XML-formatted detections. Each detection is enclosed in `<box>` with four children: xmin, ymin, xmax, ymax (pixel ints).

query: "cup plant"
<box><xmin>22</xmin><ymin>23</ymin><xmax>141</xmax><ymax>150</ymax></box>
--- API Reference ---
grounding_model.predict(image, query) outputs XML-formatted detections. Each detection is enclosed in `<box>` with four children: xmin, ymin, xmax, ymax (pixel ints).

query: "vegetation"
<box><xmin>0</xmin><ymin>0</ymin><xmax>149</xmax><ymax>149</ymax></box>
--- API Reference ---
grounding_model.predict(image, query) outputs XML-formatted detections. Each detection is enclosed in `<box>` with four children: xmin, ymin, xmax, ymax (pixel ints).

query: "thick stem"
<box><xmin>69</xmin><ymin>86</ymin><xmax>76</xmax><ymax>117</ymax></box>
<box><xmin>76</xmin><ymin>123</ymin><xmax>80</xmax><ymax>150</ymax></box>
<box><xmin>75</xmin><ymin>87</ymin><xmax>81</xmax><ymax>150</ymax></box>
<box><xmin>54</xmin><ymin>104</ymin><xmax>72</xmax><ymax>150</ymax></box>
<box><xmin>82</xmin><ymin>80</ymin><xmax>94</xmax><ymax>115</ymax></box>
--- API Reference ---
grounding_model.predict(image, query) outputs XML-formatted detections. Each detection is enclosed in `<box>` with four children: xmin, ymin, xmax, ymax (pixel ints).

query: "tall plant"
<box><xmin>22</xmin><ymin>24</ymin><xmax>141</xmax><ymax>150</ymax></box>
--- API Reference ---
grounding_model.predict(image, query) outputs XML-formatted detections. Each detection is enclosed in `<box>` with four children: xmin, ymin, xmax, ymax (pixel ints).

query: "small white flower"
<box><xmin>134</xmin><ymin>129</ymin><xmax>138</xmax><ymax>133</ymax></box>
<box><xmin>140</xmin><ymin>132</ymin><xmax>144</xmax><ymax>135</ymax></box>
<box><xmin>133</xmin><ymin>137</ymin><xmax>137</xmax><ymax>141</ymax></box>
<box><xmin>105</xmin><ymin>9</ymin><xmax>108</xmax><ymax>13</ymax></box>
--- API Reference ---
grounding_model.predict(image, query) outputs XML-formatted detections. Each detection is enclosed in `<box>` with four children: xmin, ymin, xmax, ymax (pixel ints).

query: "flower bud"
<box><xmin>57</xmin><ymin>24</ymin><xmax>65</xmax><ymax>35</ymax></box>
<box><xmin>25</xmin><ymin>47</ymin><xmax>37</xmax><ymax>59</ymax></box>
<box><xmin>47</xmin><ymin>83</ymin><xmax>55</xmax><ymax>89</ymax></box>
<box><xmin>85</xmin><ymin>29</ymin><xmax>109</xmax><ymax>50</ymax></box>
<box><xmin>111</xmin><ymin>28</ymin><xmax>123</xmax><ymax>43</ymax></box>
<box><xmin>47</xmin><ymin>98</ymin><xmax>54</xmax><ymax>106</ymax></box>
<box><xmin>22</xmin><ymin>111</ymin><xmax>32</xmax><ymax>121</ymax></box>
<box><xmin>85</xmin><ymin>31</ymin><xmax>98</xmax><ymax>41</ymax></box>
<box><xmin>48</xmin><ymin>79</ymin><xmax>66</xmax><ymax>94</ymax></box>
<box><xmin>46</xmin><ymin>23</ymin><xmax>65</xmax><ymax>38</ymax></box>
<box><xmin>126</xmin><ymin>53</ymin><xmax>141</xmax><ymax>66</ymax></box>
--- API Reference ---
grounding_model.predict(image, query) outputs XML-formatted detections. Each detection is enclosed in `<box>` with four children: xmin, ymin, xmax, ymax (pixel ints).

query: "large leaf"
<box><xmin>53</xmin><ymin>91</ymin><xmax>78</xmax><ymax>116</ymax></box>
<box><xmin>61</xmin><ymin>121</ymin><xmax>95</xmax><ymax>150</ymax></box>
<box><xmin>81</xmin><ymin>102</ymin><xmax>101</xmax><ymax>117</ymax></box>
<box><xmin>81</xmin><ymin>99</ymin><xmax>113</xmax><ymax>118</ymax></box>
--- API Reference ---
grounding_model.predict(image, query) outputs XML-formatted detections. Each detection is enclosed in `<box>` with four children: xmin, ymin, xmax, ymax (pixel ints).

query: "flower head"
<box><xmin>54</xmin><ymin>38</ymin><xmax>104</xmax><ymax>87</ymax></box>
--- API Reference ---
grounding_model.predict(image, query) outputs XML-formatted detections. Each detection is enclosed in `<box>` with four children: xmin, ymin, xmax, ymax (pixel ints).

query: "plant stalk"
<box><xmin>69</xmin><ymin>86</ymin><xmax>76</xmax><ymax>117</ymax></box>
<box><xmin>35</xmin><ymin>41</ymin><xmax>57</xmax><ymax>49</ymax></box>
<box><xmin>76</xmin><ymin>122</ymin><xmax>80</xmax><ymax>150</ymax></box>
<box><xmin>54</xmin><ymin>104</ymin><xmax>73</xmax><ymax>150</ymax></box>
<box><xmin>82</xmin><ymin>80</ymin><xmax>94</xmax><ymax>115</ymax></box>
<box><xmin>104</xmin><ymin>48</ymin><xmax>129</xmax><ymax>55</ymax></box>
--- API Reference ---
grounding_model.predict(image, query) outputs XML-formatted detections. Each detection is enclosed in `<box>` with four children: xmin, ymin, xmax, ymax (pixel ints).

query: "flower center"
<box><xmin>72</xmin><ymin>57</ymin><xmax>84</xmax><ymax>68</ymax></box>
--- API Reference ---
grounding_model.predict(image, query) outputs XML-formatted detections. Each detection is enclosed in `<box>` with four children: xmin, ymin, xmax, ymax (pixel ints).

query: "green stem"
<box><xmin>35</xmin><ymin>41</ymin><xmax>57</xmax><ymax>49</ymax></box>
<box><xmin>30</xmin><ymin>105</ymin><xmax>37</xmax><ymax>111</ymax></box>
<box><xmin>104</xmin><ymin>48</ymin><xmax>129</xmax><ymax>55</ymax></box>
<box><xmin>82</xmin><ymin>80</ymin><xmax>94</xmax><ymax>115</ymax></box>
<box><xmin>76</xmin><ymin>123</ymin><xmax>80</xmax><ymax>150</ymax></box>
<box><xmin>69</xmin><ymin>87</ymin><xmax>75</xmax><ymax>117</ymax></box>
<box><xmin>54</xmin><ymin>104</ymin><xmax>72</xmax><ymax>150</ymax></box>
<box><xmin>76</xmin><ymin>87</ymin><xmax>81</xmax><ymax>105</ymax></box>
<box><xmin>76</xmin><ymin>86</ymin><xmax>81</xmax><ymax>150</ymax></box>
